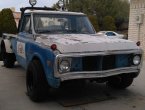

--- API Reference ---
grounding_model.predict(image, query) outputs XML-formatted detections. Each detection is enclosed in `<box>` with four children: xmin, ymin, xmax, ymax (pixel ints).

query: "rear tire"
<box><xmin>107</xmin><ymin>76</ymin><xmax>133</xmax><ymax>89</ymax></box>
<box><xmin>26</xmin><ymin>60</ymin><xmax>49</xmax><ymax>102</ymax></box>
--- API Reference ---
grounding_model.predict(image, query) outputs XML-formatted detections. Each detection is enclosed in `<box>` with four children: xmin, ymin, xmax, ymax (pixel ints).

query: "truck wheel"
<box><xmin>107</xmin><ymin>76</ymin><xmax>133</xmax><ymax>89</ymax></box>
<box><xmin>26</xmin><ymin>60</ymin><xmax>49</xmax><ymax>102</ymax></box>
<box><xmin>3</xmin><ymin>53</ymin><xmax>15</xmax><ymax>68</ymax></box>
<box><xmin>1</xmin><ymin>42</ymin><xmax>15</xmax><ymax>68</ymax></box>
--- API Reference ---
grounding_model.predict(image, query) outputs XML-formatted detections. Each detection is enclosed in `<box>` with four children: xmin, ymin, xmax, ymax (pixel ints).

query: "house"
<box><xmin>10</xmin><ymin>7</ymin><xmax>21</xmax><ymax>27</ymax></box>
<box><xmin>13</xmin><ymin>12</ymin><xmax>21</xmax><ymax>27</ymax></box>
<box><xmin>128</xmin><ymin>0</ymin><xmax>145</xmax><ymax>56</ymax></box>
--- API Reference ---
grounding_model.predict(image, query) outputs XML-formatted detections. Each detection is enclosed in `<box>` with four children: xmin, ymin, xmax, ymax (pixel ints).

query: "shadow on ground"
<box><xmin>42</xmin><ymin>81</ymin><xmax>135</xmax><ymax>107</ymax></box>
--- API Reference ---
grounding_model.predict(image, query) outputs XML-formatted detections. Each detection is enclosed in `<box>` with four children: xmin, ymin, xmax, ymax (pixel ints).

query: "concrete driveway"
<box><xmin>0</xmin><ymin>61</ymin><xmax>145</xmax><ymax>110</ymax></box>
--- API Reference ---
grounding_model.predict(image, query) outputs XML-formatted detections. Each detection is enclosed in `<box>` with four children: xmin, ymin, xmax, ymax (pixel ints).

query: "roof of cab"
<box><xmin>25</xmin><ymin>10</ymin><xmax>85</xmax><ymax>16</ymax></box>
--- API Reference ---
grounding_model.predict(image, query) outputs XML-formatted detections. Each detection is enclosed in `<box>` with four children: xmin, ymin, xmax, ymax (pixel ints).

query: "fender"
<box><xmin>1</xmin><ymin>39</ymin><xmax>13</xmax><ymax>53</ymax></box>
<box><xmin>25</xmin><ymin>45</ymin><xmax>60</xmax><ymax>88</ymax></box>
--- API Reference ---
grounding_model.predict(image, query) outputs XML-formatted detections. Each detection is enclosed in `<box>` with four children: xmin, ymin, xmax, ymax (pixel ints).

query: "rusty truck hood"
<box><xmin>36</xmin><ymin>34</ymin><xmax>139</xmax><ymax>53</ymax></box>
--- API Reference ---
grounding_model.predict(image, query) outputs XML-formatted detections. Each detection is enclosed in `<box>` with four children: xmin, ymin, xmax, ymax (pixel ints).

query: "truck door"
<box><xmin>16</xmin><ymin>14</ymin><xmax>33</xmax><ymax>69</ymax></box>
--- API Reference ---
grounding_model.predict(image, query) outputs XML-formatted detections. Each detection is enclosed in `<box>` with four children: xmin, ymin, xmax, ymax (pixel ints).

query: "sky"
<box><xmin>0</xmin><ymin>0</ymin><xmax>59</xmax><ymax>11</ymax></box>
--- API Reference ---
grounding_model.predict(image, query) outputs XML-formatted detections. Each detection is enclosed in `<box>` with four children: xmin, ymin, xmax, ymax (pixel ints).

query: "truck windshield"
<box><xmin>33</xmin><ymin>14</ymin><xmax>95</xmax><ymax>34</ymax></box>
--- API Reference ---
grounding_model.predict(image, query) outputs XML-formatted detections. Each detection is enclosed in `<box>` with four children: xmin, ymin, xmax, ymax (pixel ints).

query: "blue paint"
<box><xmin>71</xmin><ymin>57</ymin><xmax>83</xmax><ymax>72</ymax></box>
<box><xmin>116</xmin><ymin>54</ymin><xmax>129</xmax><ymax>68</ymax></box>
<box><xmin>25</xmin><ymin>42</ymin><xmax>61</xmax><ymax>88</ymax></box>
<box><xmin>11</xmin><ymin>33</ymin><xmax>60</xmax><ymax>88</ymax></box>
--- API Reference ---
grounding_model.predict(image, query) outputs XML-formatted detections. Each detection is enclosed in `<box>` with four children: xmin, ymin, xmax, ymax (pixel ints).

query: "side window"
<box><xmin>111</xmin><ymin>32</ymin><xmax>116</xmax><ymax>36</ymax></box>
<box><xmin>21</xmin><ymin>15</ymin><xmax>31</xmax><ymax>33</ymax></box>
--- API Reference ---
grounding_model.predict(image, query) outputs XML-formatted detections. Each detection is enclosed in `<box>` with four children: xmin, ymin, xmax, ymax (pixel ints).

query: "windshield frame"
<box><xmin>32</xmin><ymin>13</ymin><xmax>96</xmax><ymax>34</ymax></box>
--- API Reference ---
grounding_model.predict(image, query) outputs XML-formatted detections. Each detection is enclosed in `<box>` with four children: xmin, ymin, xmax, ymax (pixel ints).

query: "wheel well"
<box><xmin>31</xmin><ymin>56</ymin><xmax>46</xmax><ymax>77</ymax></box>
<box><xmin>27</xmin><ymin>56</ymin><xmax>45</xmax><ymax>79</ymax></box>
<box><xmin>1</xmin><ymin>39</ymin><xmax>13</xmax><ymax>53</ymax></box>
<box><xmin>28</xmin><ymin>57</ymin><xmax>49</xmax><ymax>86</ymax></box>
<box><xmin>32</xmin><ymin>56</ymin><xmax>40</xmax><ymax>62</ymax></box>
<box><xmin>1</xmin><ymin>40</ymin><xmax>6</xmax><ymax>53</ymax></box>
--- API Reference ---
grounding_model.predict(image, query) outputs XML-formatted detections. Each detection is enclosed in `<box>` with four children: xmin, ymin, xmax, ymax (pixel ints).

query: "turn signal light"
<box><xmin>51</xmin><ymin>44</ymin><xmax>57</xmax><ymax>51</ymax></box>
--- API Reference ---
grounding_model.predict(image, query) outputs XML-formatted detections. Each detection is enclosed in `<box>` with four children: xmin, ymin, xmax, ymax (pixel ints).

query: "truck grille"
<box><xmin>70</xmin><ymin>54</ymin><xmax>132</xmax><ymax>72</ymax></box>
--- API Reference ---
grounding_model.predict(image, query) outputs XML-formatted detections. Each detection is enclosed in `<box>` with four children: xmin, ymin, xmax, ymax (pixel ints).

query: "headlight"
<box><xmin>133</xmin><ymin>55</ymin><xmax>141</xmax><ymax>65</ymax></box>
<box><xmin>59</xmin><ymin>60</ymin><xmax>71</xmax><ymax>73</ymax></box>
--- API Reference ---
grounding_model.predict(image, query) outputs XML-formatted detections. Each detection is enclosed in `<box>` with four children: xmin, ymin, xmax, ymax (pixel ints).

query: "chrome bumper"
<box><xmin>55</xmin><ymin>66</ymin><xmax>140</xmax><ymax>81</ymax></box>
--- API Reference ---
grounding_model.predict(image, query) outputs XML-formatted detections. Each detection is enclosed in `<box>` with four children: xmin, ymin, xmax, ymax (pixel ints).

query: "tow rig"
<box><xmin>0</xmin><ymin>0</ymin><xmax>143</xmax><ymax>102</ymax></box>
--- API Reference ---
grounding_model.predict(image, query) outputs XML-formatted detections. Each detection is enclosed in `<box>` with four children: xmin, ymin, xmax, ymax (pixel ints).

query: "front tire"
<box><xmin>107</xmin><ymin>76</ymin><xmax>134</xmax><ymax>89</ymax></box>
<box><xmin>26</xmin><ymin>60</ymin><xmax>49</xmax><ymax>102</ymax></box>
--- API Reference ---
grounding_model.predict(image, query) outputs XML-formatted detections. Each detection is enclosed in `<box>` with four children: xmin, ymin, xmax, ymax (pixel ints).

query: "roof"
<box><xmin>25</xmin><ymin>10</ymin><xmax>85</xmax><ymax>16</ymax></box>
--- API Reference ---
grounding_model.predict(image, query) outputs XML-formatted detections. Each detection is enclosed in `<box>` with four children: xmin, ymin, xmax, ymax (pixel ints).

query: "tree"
<box><xmin>60</xmin><ymin>0</ymin><xmax>130</xmax><ymax>31</ymax></box>
<box><xmin>53</xmin><ymin>0</ymin><xmax>70</xmax><ymax>10</ymax></box>
<box><xmin>0</xmin><ymin>8</ymin><xmax>17</xmax><ymax>35</ymax></box>
<box><xmin>88</xmin><ymin>15</ymin><xmax>99</xmax><ymax>32</ymax></box>
<box><xmin>102</xmin><ymin>16</ymin><xmax>116</xmax><ymax>31</ymax></box>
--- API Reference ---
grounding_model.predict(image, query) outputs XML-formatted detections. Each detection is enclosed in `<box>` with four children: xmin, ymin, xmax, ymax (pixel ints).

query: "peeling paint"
<box><xmin>36</xmin><ymin>34</ymin><xmax>139</xmax><ymax>53</ymax></box>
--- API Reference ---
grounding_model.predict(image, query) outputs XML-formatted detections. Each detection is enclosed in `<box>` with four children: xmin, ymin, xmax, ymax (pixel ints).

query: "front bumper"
<box><xmin>55</xmin><ymin>66</ymin><xmax>140</xmax><ymax>81</ymax></box>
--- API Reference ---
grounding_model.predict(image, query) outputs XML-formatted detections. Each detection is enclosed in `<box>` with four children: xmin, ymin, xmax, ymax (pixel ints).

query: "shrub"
<box><xmin>88</xmin><ymin>15</ymin><xmax>99</xmax><ymax>32</ymax></box>
<box><xmin>102</xmin><ymin>16</ymin><xmax>116</xmax><ymax>31</ymax></box>
<box><xmin>0</xmin><ymin>8</ymin><xmax>17</xmax><ymax>34</ymax></box>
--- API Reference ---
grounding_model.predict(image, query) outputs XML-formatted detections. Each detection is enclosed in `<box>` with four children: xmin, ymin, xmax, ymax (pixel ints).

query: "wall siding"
<box><xmin>128</xmin><ymin>0</ymin><xmax>145</xmax><ymax>58</ymax></box>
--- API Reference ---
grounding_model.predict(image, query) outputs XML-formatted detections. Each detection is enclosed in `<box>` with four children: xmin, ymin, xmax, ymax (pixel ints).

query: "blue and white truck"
<box><xmin>0</xmin><ymin>6</ymin><xmax>143</xmax><ymax>102</ymax></box>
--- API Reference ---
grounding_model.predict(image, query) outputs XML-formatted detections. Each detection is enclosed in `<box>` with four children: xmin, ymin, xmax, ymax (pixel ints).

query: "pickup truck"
<box><xmin>0</xmin><ymin>7</ymin><xmax>143</xmax><ymax>102</ymax></box>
